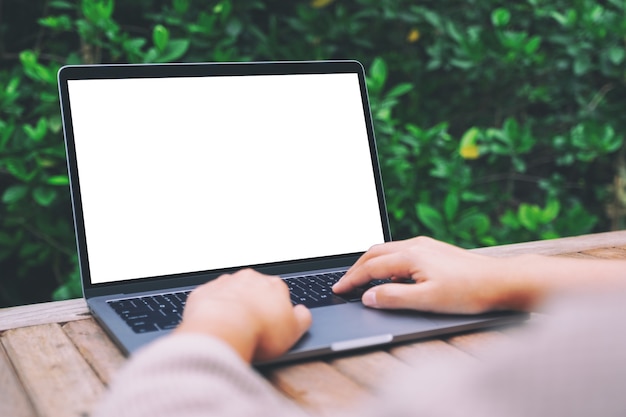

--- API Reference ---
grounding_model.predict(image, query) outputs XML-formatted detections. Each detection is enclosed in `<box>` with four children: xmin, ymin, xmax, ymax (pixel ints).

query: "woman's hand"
<box><xmin>176</xmin><ymin>269</ymin><xmax>312</xmax><ymax>363</ymax></box>
<box><xmin>333</xmin><ymin>236</ymin><xmax>528</xmax><ymax>314</ymax></box>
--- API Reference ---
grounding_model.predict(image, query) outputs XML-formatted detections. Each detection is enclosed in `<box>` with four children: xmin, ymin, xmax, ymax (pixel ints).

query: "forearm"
<box><xmin>492</xmin><ymin>254</ymin><xmax>626</xmax><ymax>311</ymax></box>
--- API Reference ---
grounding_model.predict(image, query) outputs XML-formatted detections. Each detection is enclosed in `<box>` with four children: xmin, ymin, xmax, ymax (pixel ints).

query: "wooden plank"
<box><xmin>579</xmin><ymin>246</ymin><xmax>626</xmax><ymax>260</ymax></box>
<box><xmin>554</xmin><ymin>251</ymin><xmax>598</xmax><ymax>259</ymax></box>
<box><xmin>329</xmin><ymin>350</ymin><xmax>409</xmax><ymax>390</ymax></box>
<box><xmin>1</xmin><ymin>323</ymin><xmax>104</xmax><ymax>417</ymax></box>
<box><xmin>390</xmin><ymin>338</ymin><xmax>474</xmax><ymax>366</ymax></box>
<box><xmin>0</xmin><ymin>343</ymin><xmax>37</xmax><ymax>417</ymax></box>
<box><xmin>264</xmin><ymin>361</ymin><xmax>368</xmax><ymax>415</ymax></box>
<box><xmin>0</xmin><ymin>299</ymin><xmax>89</xmax><ymax>331</ymax></box>
<box><xmin>62</xmin><ymin>318</ymin><xmax>126</xmax><ymax>385</ymax></box>
<box><xmin>472</xmin><ymin>230</ymin><xmax>626</xmax><ymax>257</ymax></box>
<box><xmin>444</xmin><ymin>330</ymin><xmax>512</xmax><ymax>360</ymax></box>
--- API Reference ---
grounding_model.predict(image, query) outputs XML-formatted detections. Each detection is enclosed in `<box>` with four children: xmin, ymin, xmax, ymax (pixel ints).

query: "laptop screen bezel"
<box><xmin>57</xmin><ymin>60</ymin><xmax>391</xmax><ymax>298</ymax></box>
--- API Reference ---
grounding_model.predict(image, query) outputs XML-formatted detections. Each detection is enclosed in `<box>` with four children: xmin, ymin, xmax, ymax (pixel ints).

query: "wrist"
<box><xmin>489</xmin><ymin>254</ymin><xmax>545</xmax><ymax>312</ymax></box>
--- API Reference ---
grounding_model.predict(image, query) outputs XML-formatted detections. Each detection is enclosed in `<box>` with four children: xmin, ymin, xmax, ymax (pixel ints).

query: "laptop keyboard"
<box><xmin>285</xmin><ymin>271</ymin><xmax>391</xmax><ymax>307</ymax></box>
<box><xmin>108</xmin><ymin>272</ymin><xmax>392</xmax><ymax>334</ymax></box>
<box><xmin>108</xmin><ymin>291</ymin><xmax>191</xmax><ymax>334</ymax></box>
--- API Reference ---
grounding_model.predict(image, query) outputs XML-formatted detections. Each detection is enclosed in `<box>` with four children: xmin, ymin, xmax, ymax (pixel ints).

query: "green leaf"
<box><xmin>550</xmin><ymin>10</ymin><xmax>576</xmax><ymax>26</ymax></box>
<box><xmin>540</xmin><ymin>231</ymin><xmax>560</xmax><ymax>240</ymax></box>
<box><xmin>143</xmin><ymin>48</ymin><xmax>159</xmax><ymax>63</ymax></box>
<box><xmin>449</xmin><ymin>59</ymin><xmax>474</xmax><ymax>69</ymax></box>
<box><xmin>500</xmin><ymin>210</ymin><xmax>520</xmax><ymax>229</ymax></box>
<box><xmin>2</xmin><ymin>185</ymin><xmax>28</xmax><ymax>204</ymax></box>
<box><xmin>460</xmin><ymin>127</ymin><xmax>479</xmax><ymax>147</ymax></box>
<box><xmin>445</xmin><ymin>21</ymin><xmax>463</xmax><ymax>42</ymax></box>
<box><xmin>518</xmin><ymin>203</ymin><xmax>540</xmax><ymax>231</ymax></box>
<box><xmin>573</xmin><ymin>56</ymin><xmax>591</xmax><ymax>75</ymax></box>
<box><xmin>123</xmin><ymin>38</ymin><xmax>147</xmax><ymax>56</ymax></box>
<box><xmin>369</xmin><ymin>57</ymin><xmax>387</xmax><ymax>93</ymax></box>
<box><xmin>33</xmin><ymin>187</ymin><xmax>58</xmax><ymax>207</ymax></box>
<box><xmin>0</xmin><ymin>121</ymin><xmax>12</xmax><ymax>148</ymax></box>
<box><xmin>503</xmin><ymin>117</ymin><xmax>519</xmax><ymax>139</ymax></box>
<box><xmin>386</xmin><ymin>83</ymin><xmax>413</xmax><ymax>98</ymax></box>
<box><xmin>173</xmin><ymin>0</ymin><xmax>190</xmax><ymax>14</ymax></box>
<box><xmin>156</xmin><ymin>39</ymin><xmax>190</xmax><ymax>63</ymax></box>
<box><xmin>461</xmin><ymin>191</ymin><xmax>487</xmax><ymax>203</ymax></box>
<box><xmin>459</xmin><ymin>127</ymin><xmax>480</xmax><ymax>159</ymax></box>
<box><xmin>48</xmin><ymin>115</ymin><xmax>63</xmax><ymax>133</ymax></box>
<box><xmin>5</xmin><ymin>76</ymin><xmax>20</xmax><ymax>96</ymax></box>
<box><xmin>19</xmin><ymin>50</ymin><xmax>37</xmax><ymax>67</ymax></box>
<box><xmin>153</xmin><ymin>24</ymin><xmax>170</xmax><ymax>52</ymax></box>
<box><xmin>23</xmin><ymin>118</ymin><xmax>48</xmax><ymax>141</ymax></box>
<box><xmin>47</xmin><ymin>175</ymin><xmax>70</xmax><ymax>185</ymax></box>
<box><xmin>38</xmin><ymin>15</ymin><xmax>72</xmax><ymax>30</ymax></box>
<box><xmin>524</xmin><ymin>36</ymin><xmax>542</xmax><ymax>55</ymax></box>
<box><xmin>491</xmin><ymin>8</ymin><xmax>511</xmax><ymax>27</ymax></box>
<box><xmin>6</xmin><ymin>160</ymin><xmax>36</xmax><ymax>182</ymax></box>
<box><xmin>19</xmin><ymin>51</ymin><xmax>55</xmax><ymax>83</ymax></box>
<box><xmin>82</xmin><ymin>0</ymin><xmax>114</xmax><ymax>21</ymax></box>
<box><xmin>416</xmin><ymin>203</ymin><xmax>446</xmax><ymax>233</ymax></box>
<box><xmin>226</xmin><ymin>19</ymin><xmax>243</xmax><ymax>38</ymax></box>
<box><xmin>469</xmin><ymin>213</ymin><xmax>490</xmax><ymax>235</ymax></box>
<box><xmin>443</xmin><ymin>192</ymin><xmax>459</xmax><ymax>221</ymax></box>
<box><xmin>608</xmin><ymin>46</ymin><xmax>625</xmax><ymax>65</ymax></box>
<box><xmin>540</xmin><ymin>199</ymin><xmax>560</xmax><ymax>223</ymax></box>
<box><xmin>52</xmin><ymin>270</ymin><xmax>82</xmax><ymax>301</ymax></box>
<box><xmin>50</xmin><ymin>1</ymin><xmax>74</xmax><ymax>9</ymax></box>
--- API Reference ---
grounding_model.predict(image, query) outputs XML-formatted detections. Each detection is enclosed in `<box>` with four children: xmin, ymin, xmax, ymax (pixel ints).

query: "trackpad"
<box><xmin>290</xmin><ymin>303</ymin><xmax>439</xmax><ymax>353</ymax></box>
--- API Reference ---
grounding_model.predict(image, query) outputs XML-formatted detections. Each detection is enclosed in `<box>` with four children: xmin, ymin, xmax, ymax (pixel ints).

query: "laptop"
<box><xmin>57</xmin><ymin>60</ymin><xmax>524</xmax><ymax>365</ymax></box>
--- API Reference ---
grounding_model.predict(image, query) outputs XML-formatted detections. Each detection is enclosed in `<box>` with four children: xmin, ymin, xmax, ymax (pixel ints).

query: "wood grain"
<box><xmin>472</xmin><ymin>230</ymin><xmax>626</xmax><ymax>257</ymax></box>
<box><xmin>554</xmin><ymin>251</ymin><xmax>598</xmax><ymax>259</ymax></box>
<box><xmin>0</xmin><ymin>299</ymin><xmax>89</xmax><ymax>331</ymax></box>
<box><xmin>329</xmin><ymin>350</ymin><xmax>409</xmax><ymax>390</ymax></box>
<box><xmin>445</xmin><ymin>330</ymin><xmax>512</xmax><ymax>360</ymax></box>
<box><xmin>265</xmin><ymin>361</ymin><xmax>368</xmax><ymax>414</ymax></box>
<box><xmin>0</xmin><ymin>343</ymin><xmax>37</xmax><ymax>417</ymax></box>
<box><xmin>62</xmin><ymin>318</ymin><xmax>126</xmax><ymax>385</ymax></box>
<box><xmin>390</xmin><ymin>338</ymin><xmax>474</xmax><ymax>366</ymax></box>
<box><xmin>579</xmin><ymin>246</ymin><xmax>626</xmax><ymax>259</ymax></box>
<box><xmin>1</xmin><ymin>323</ymin><xmax>104</xmax><ymax>417</ymax></box>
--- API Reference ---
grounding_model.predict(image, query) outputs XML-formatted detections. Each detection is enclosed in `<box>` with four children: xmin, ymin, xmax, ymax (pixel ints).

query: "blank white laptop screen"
<box><xmin>67</xmin><ymin>73</ymin><xmax>385</xmax><ymax>284</ymax></box>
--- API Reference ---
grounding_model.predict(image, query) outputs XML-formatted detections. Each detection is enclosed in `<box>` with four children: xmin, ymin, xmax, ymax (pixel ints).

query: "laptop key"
<box><xmin>155</xmin><ymin>318</ymin><xmax>181</xmax><ymax>330</ymax></box>
<box><xmin>285</xmin><ymin>274</ymin><xmax>349</xmax><ymax>308</ymax></box>
<box><xmin>127</xmin><ymin>320</ymin><xmax>158</xmax><ymax>333</ymax></box>
<box><xmin>336</xmin><ymin>278</ymin><xmax>395</xmax><ymax>302</ymax></box>
<box><xmin>290</xmin><ymin>293</ymin><xmax>346</xmax><ymax>309</ymax></box>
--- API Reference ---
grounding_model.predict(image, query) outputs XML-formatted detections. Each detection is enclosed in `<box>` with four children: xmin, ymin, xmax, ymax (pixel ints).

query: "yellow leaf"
<box><xmin>407</xmin><ymin>28</ymin><xmax>420</xmax><ymax>43</ymax></box>
<box><xmin>311</xmin><ymin>0</ymin><xmax>334</xmax><ymax>8</ymax></box>
<box><xmin>460</xmin><ymin>143</ymin><xmax>480</xmax><ymax>159</ymax></box>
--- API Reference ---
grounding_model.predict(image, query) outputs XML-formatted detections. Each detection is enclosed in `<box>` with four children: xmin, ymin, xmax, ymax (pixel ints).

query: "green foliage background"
<box><xmin>1</xmin><ymin>0</ymin><xmax>625</xmax><ymax>307</ymax></box>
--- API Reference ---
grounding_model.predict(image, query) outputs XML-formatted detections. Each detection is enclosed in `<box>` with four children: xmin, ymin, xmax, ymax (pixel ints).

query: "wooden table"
<box><xmin>2</xmin><ymin>230</ymin><xmax>626</xmax><ymax>417</ymax></box>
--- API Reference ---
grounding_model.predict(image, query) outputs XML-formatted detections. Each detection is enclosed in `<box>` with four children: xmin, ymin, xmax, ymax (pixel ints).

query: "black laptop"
<box><xmin>57</xmin><ymin>60</ymin><xmax>523</xmax><ymax>365</ymax></box>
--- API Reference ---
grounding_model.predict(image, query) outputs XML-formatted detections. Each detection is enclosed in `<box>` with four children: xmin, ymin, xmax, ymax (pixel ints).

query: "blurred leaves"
<box><xmin>1</xmin><ymin>0</ymin><xmax>626</xmax><ymax>306</ymax></box>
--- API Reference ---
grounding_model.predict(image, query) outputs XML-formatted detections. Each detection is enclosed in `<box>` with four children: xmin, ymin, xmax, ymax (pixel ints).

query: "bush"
<box><xmin>1</xmin><ymin>0</ymin><xmax>625</xmax><ymax>306</ymax></box>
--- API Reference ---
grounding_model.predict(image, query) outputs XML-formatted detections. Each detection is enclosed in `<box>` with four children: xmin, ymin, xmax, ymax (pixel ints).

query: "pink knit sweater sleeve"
<box><xmin>93</xmin><ymin>334</ymin><xmax>308</xmax><ymax>417</ymax></box>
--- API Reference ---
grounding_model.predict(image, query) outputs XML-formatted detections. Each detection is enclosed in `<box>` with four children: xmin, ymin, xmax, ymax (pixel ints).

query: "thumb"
<box><xmin>362</xmin><ymin>283</ymin><xmax>436</xmax><ymax>311</ymax></box>
<box><xmin>293</xmin><ymin>304</ymin><xmax>313</xmax><ymax>336</ymax></box>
